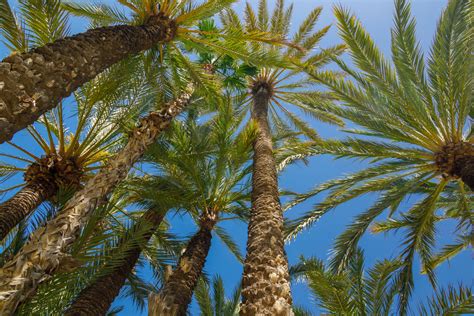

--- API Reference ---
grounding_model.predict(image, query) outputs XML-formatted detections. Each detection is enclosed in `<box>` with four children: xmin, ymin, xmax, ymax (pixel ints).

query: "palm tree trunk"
<box><xmin>240</xmin><ymin>87</ymin><xmax>292</xmax><ymax>315</ymax></box>
<box><xmin>456</xmin><ymin>156</ymin><xmax>474</xmax><ymax>191</ymax></box>
<box><xmin>0</xmin><ymin>183</ymin><xmax>54</xmax><ymax>240</ymax></box>
<box><xmin>64</xmin><ymin>209</ymin><xmax>165</xmax><ymax>316</ymax></box>
<box><xmin>148</xmin><ymin>212</ymin><xmax>217</xmax><ymax>316</ymax></box>
<box><xmin>0</xmin><ymin>13</ymin><xmax>177</xmax><ymax>144</ymax></box>
<box><xmin>0</xmin><ymin>84</ymin><xmax>194</xmax><ymax>315</ymax></box>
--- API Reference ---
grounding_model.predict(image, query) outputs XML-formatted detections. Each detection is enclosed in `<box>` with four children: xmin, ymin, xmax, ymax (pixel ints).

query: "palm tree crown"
<box><xmin>287</xmin><ymin>0</ymin><xmax>473</xmax><ymax>312</ymax></box>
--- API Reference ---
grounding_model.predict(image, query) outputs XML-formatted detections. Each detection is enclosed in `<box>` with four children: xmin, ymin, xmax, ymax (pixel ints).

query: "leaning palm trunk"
<box><xmin>0</xmin><ymin>184</ymin><xmax>53</xmax><ymax>240</ymax></box>
<box><xmin>240</xmin><ymin>86</ymin><xmax>292</xmax><ymax>315</ymax></box>
<box><xmin>148</xmin><ymin>212</ymin><xmax>217</xmax><ymax>316</ymax></box>
<box><xmin>64</xmin><ymin>209</ymin><xmax>165</xmax><ymax>316</ymax></box>
<box><xmin>0</xmin><ymin>13</ymin><xmax>176</xmax><ymax>144</ymax></box>
<box><xmin>0</xmin><ymin>84</ymin><xmax>194</xmax><ymax>315</ymax></box>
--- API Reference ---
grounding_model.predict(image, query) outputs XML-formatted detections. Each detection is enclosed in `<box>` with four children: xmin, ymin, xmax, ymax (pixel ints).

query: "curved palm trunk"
<box><xmin>0</xmin><ymin>184</ymin><xmax>54</xmax><ymax>240</ymax></box>
<box><xmin>148</xmin><ymin>213</ymin><xmax>216</xmax><ymax>316</ymax></box>
<box><xmin>64</xmin><ymin>209</ymin><xmax>165</xmax><ymax>316</ymax></box>
<box><xmin>0</xmin><ymin>84</ymin><xmax>194</xmax><ymax>315</ymax></box>
<box><xmin>240</xmin><ymin>87</ymin><xmax>292</xmax><ymax>315</ymax></box>
<box><xmin>0</xmin><ymin>13</ymin><xmax>176</xmax><ymax>144</ymax></box>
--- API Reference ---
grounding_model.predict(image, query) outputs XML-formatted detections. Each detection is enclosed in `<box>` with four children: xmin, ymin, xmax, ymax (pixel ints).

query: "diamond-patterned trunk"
<box><xmin>240</xmin><ymin>85</ymin><xmax>292</xmax><ymax>315</ymax></box>
<box><xmin>148</xmin><ymin>212</ymin><xmax>217</xmax><ymax>316</ymax></box>
<box><xmin>0</xmin><ymin>13</ymin><xmax>177</xmax><ymax>143</ymax></box>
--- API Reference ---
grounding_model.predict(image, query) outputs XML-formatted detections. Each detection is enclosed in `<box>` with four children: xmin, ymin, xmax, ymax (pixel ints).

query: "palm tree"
<box><xmin>286</xmin><ymin>0</ymin><xmax>473</xmax><ymax>313</ymax></box>
<box><xmin>66</xmin><ymin>103</ymin><xmax>254</xmax><ymax>315</ymax></box>
<box><xmin>219</xmin><ymin>1</ymin><xmax>345</xmax><ymax>313</ymax></box>
<box><xmin>0</xmin><ymin>80</ymin><xmax>194</xmax><ymax>314</ymax></box>
<box><xmin>0</xmin><ymin>66</ymin><xmax>143</xmax><ymax>240</ymax></box>
<box><xmin>144</xmin><ymin>105</ymin><xmax>254</xmax><ymax>315</ymax></box>
<box><xmin>194</xmin><ymin>275</ymin><xmax>241</xmax><ymax>316</ymax></box>
<box><xmin>289</xmin><ymin>250</ymin><xmax>473</xmax><ymax>315</ymax></box>
<box><xmin>0</xmin><ymin>0</ymin><xmax>280</xmax><ymax>143</ymax></box>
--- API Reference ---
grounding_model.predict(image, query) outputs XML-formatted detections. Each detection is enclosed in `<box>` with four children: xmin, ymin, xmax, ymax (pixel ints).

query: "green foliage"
<box><xmin>290</xmin><ymin>250</ymin><xmax>402</xmax><ymax>315</ymax></box>
<box><xmin>287</xmin><ymin>0</ymin><xmax>473</xmax><ymax>313</ymax></box>
<box><xmin>195</xmin><ymin>275</ymin><xmax>241</xmax><ymax>316</ymax></box>
<box><xmin>218</xmin><ymin>0</ymin><xmax>345</xmax><ymax>141</ymax></box>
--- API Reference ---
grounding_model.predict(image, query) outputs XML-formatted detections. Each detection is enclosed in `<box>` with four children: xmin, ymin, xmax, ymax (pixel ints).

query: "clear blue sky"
<box><xmin>1</xmin><ymin>0</ymin><xmax>472</xmax><ymax>315</ymax></box>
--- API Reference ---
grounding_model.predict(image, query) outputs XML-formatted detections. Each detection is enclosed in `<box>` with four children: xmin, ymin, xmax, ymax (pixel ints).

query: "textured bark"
<box><xmin>0</xmin><ymin>84</ymin><xmax>194</xmax><ymax>315</ymax></box>
<box><xmin>0</xmin><ymin>184</ymin><xmax>54</xmax><ymax>240</ymax></box>
<box><xmin>65</xmin><ymin>209</ymin><xmax>165</xmax><ymax>316</ymax></box>
<box><xmin>0</xmin><ymin>13</ymin><xmax>177</xmax><ymax>144</ymax></box>
<box><xmin>455</xmin><ymin>155</ymin><xmax>474</xmax><ymax>191</ymax></box>
<box><xmin>148</xmin><ymin>213</ymin><xmax>216</xmax><ymax>316</ymax></box>
<box><xmin>435</xmin><ymin>141</ymin><xmax>474</xmax><ymax>191</ymax></box>
<box><xmin>240</xmin><ymin>85</ymin><xmax>293</xmax><ymax>315</ymax></box>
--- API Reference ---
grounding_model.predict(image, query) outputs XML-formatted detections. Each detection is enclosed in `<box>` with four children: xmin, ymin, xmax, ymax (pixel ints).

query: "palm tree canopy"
<box><xmin>290</xmin><ymin>249</ymin><xmax>473</xmax><ymax>316</ymax></box>
<box><xmin>286</xmin><ymin>0</ymin><xmax>473</xmax><ymax>313</ymax></box>
<box><xmin>218</xmin><ymin>0</ymin><xmax>346</xmax><ymax>141</ymax></box>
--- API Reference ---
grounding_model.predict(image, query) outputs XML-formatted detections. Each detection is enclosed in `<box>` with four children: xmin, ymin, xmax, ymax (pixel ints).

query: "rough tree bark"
<box><xmin>240</xmin><ymin>83</ymin><xmax>293</xmax><ymax>315</ymax></box>
<box><xmin>0</xmin><ymin>13</ymin><xmax>177</xmax><ymax>144</ymax></box>
<box><xmin>0</xmin><ymin>84</ymin><xmax>194</xmax><ymax>315</ymax></box>
<box><xmin>0</xmin><ymin>184</ymin><xmax>53</xmax><ymax>240</ymax></box>
<box><xmin>0</xmin><ymin>155</ymin><xmax>83</xmax><ymax>240</ymax></box>
<box><xmin>64</xmin><ymin>209</ymin><xmax>165</xmax><ymax>316</ymax></box>
<box><xmin>457</xmin><ymin>156</ymin><xmax>474</xmax><ymax>190</ymax></box>
<box><xmin>148</xmin><ymin>212</ymin><xmax>217</xmax><ymax>316</ymax></box>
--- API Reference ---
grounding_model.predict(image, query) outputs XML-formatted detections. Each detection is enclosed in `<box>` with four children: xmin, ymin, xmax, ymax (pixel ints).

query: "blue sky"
<box><xmin>0</xmin><ymin>0</ymin><xmax>472</xmax><ymax>315</ymax></box>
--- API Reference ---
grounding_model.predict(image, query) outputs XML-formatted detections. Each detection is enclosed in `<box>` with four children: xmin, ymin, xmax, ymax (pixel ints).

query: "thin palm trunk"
<box><xmin>0</xmin><ymin>84</ymin><xmax>194</xmax><ymax>315</ymax></box>
<box><xmin>0</xmin><ymin>183</ymin><xmax>54</xmax><ymax>240</ymax></box>
<box><xmin>0</xmin><ymin>13</ymin><xmax>176</xmax><ymax>144</ymax></box>
<box><xmin>148</xmin><ymin>213</ymin><xmax>216</xmax><ymax>316</ymax></box>
<box><xmin>64</xmin><ymin>209</ymin><xmax>165</xmax><ymax>316</ymax></box>
<box><xmin>240</xmin><ymin>86</ymin><xmax>292</xmax><ymax>315</ymax></box>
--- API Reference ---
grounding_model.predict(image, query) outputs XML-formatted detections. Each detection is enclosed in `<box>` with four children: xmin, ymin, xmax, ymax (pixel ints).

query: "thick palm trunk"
<box><xmin>0</xmin><ymin>84</ymin><xmax>194</xmax><ymax>315</ymax></box>
<box><xmin>64</xmin><ymin>209</ymin><xmax>165</xmax><ymax>316</ymax></box>
<box><xmin>148</xmin><ymin>213</ymin><xmax>216</xmax><ymax>316</ymax></box>
<box><xmin>0</xmin><ymin>184</ymin><xmax>54</xmax><ymax>240</ymax></box>
<box><xmin>0</xmin><ymin>13</ymin><xmax>176</xmax><ymax>144</ymax></box>
<box><xmin>240</xmin><ymin>87</ymin><xmax>292</xmax><ymax>315</ymax></box>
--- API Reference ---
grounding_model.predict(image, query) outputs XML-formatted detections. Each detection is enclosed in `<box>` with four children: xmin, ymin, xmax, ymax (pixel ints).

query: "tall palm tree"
<box><xmin>219</xmin><ymin>1</ymin><xmax>345</xmax><ymax>313</ymax></box>
<box><xmin>289</xmin><ymin>250</ymin><xmax>473</xmax><ymax>315</ymax></box>
<box><xmin>144</xmin><ymin>105</ymin><xmax>254</xmax><ymax>315</ymax></box>
<box><xmin>287</xmin><ymin>0</ymin><xmax>473</xmax><ymax>313</ymax></box>
<box><xmin>0</xmin><ymin>0</ymin><xmax>279</xmax><ymax>143</ymax></box>
<box><xmin>194</xmin><ymin>275</ymin><xmax>241</xmax><ymax>316</ymax></box>
<box><xmin>66</xmin><ymin>103</ymin><xmax>255</xmax><ymax>315</ymax></box>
